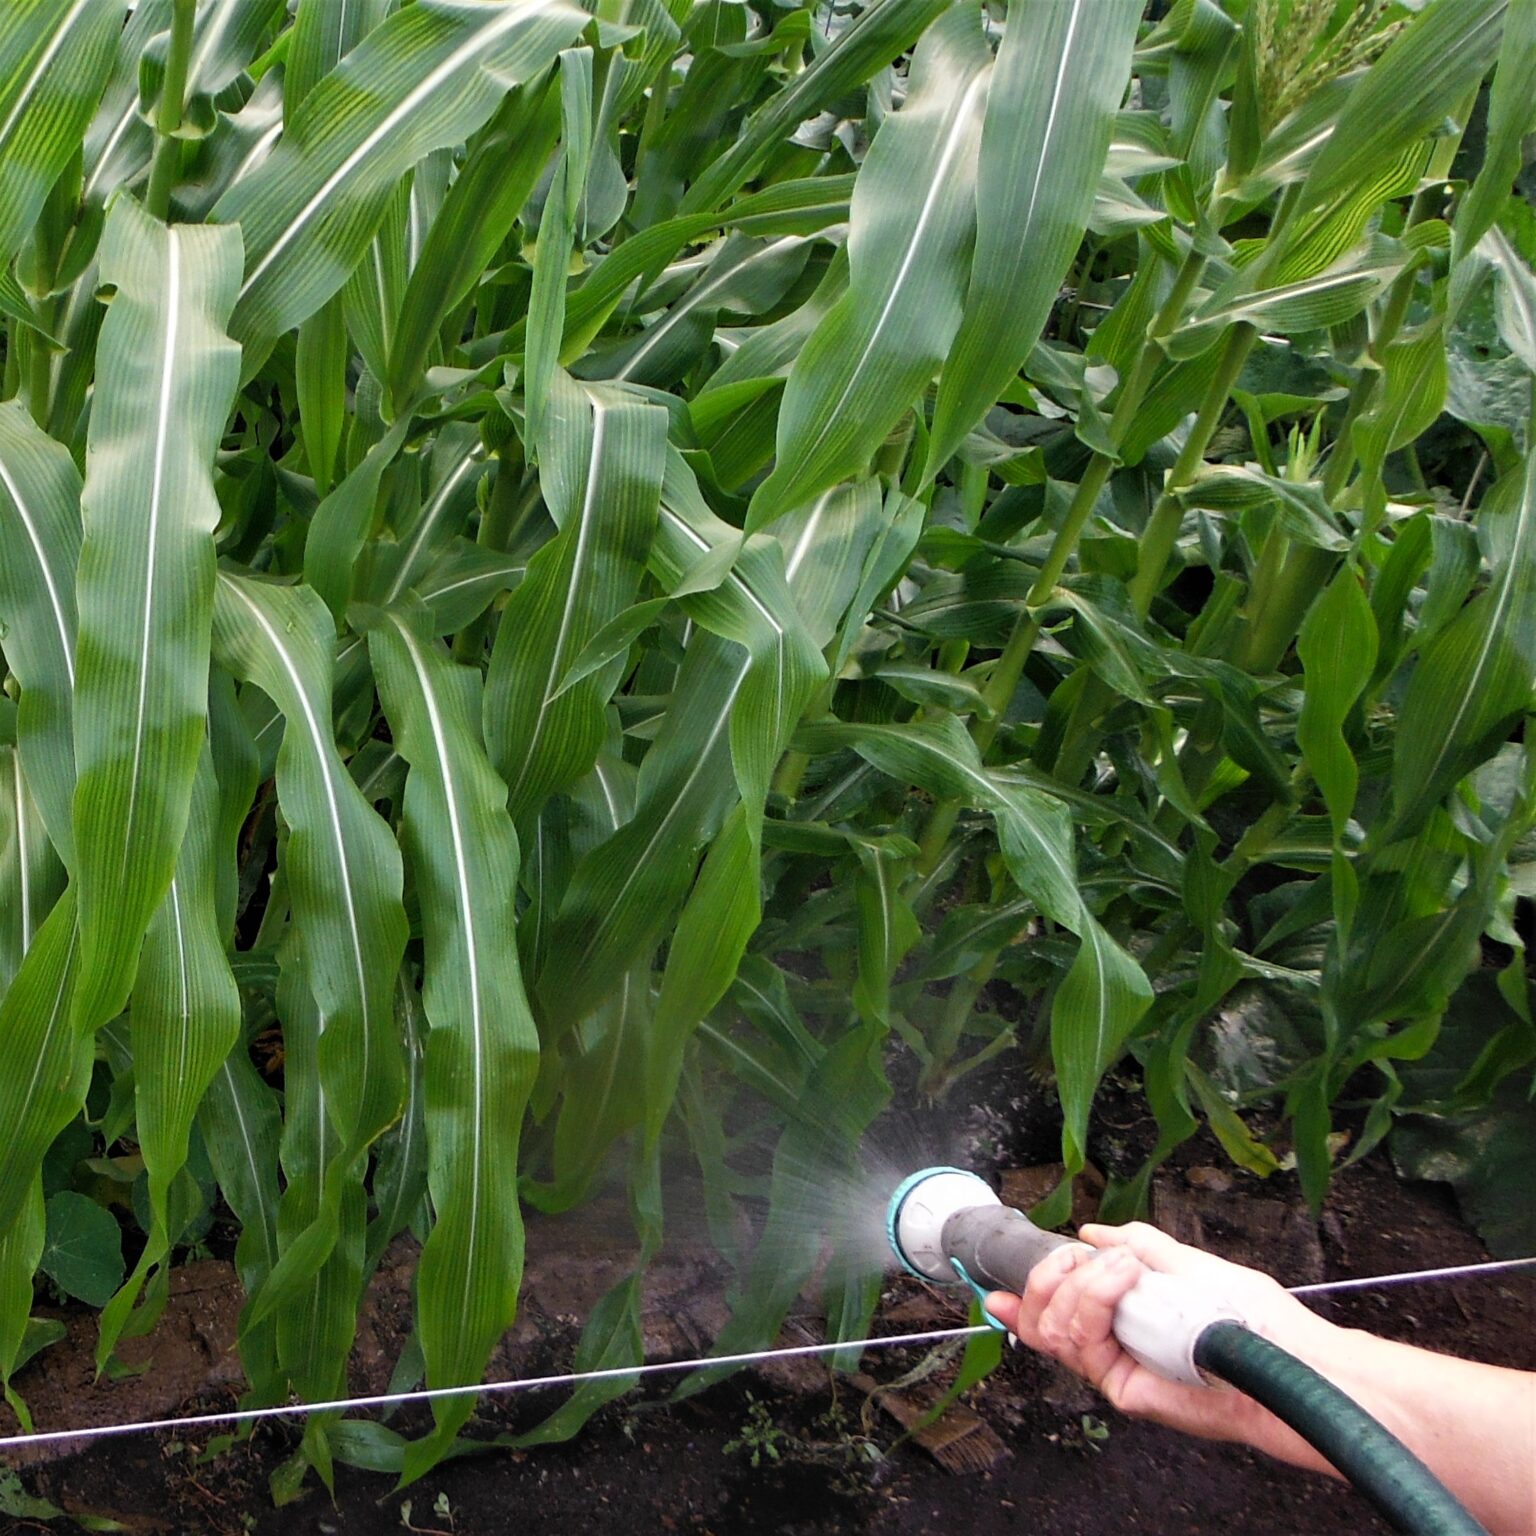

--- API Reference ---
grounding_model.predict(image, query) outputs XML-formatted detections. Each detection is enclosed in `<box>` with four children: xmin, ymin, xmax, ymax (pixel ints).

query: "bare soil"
<box><xmin>4</xmin><ymin>1061</ymin><xmax>1532</xmax><ymax>1536</ymax></box>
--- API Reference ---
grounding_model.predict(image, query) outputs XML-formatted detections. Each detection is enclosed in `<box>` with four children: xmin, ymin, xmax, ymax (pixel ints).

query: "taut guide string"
<box><xmin>1</xmin><ymin>1255</ymin><xmax>1531</xmax><ymax>1451</ymax></box>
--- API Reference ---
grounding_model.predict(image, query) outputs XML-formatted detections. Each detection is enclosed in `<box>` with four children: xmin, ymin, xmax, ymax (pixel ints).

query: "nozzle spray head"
<box><xmin>886</xmin><ymin>1166</ymin><xmax>1000</xmax><ymax>1282</ymax></box>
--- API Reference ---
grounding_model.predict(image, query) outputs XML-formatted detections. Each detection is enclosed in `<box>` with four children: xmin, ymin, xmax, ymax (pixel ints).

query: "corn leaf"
<box><xmin>364</xmin><ymin>600</ymin><xmax>539</xmax><ymax>1475</ymax></box>
<box><xmin>71</xmin><ymin>199</ymin><xmax>243</xmax><ymax>1033</ymax></box>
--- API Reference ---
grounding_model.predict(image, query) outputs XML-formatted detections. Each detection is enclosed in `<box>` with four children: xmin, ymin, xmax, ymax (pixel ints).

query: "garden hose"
<box><xmin>1193</xmin><ymin>1322</ymin><xmax>1487</xmax><ymax>1536</ymax></box>
<box><xmin>886</xmin><ymin>1167</ymin><xmax>1489</xmax><ymax>1536</ymax></box>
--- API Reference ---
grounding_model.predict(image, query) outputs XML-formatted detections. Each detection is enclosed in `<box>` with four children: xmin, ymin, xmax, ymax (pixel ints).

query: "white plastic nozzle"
<box><xmin>889</xmin><ymin>1167</ymin><xmax>999</xmax><ymax>1282</ymax></box>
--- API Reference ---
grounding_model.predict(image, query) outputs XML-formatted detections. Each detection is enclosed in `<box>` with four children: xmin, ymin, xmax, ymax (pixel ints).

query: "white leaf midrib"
<box><xmin>239</xmin><ymin>0</ymin><xmax>560</xmax><ymax>300</ymax></box>
<box><xmin>223</xmin><ymin>578</ymin><xmax>373</xmax><ymax>1053</ymax></box>
<box><xmin>119</xmin><ymin>228</ymin><xmax>183</xmax><ymax>881</ymax></box>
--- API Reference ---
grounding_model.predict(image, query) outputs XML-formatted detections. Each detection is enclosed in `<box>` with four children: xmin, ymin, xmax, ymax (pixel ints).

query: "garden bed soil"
<box><xmin>5</xmin><ymin>1064</ymin><xmax>1533</xmax><ymax>1536</ymax></box>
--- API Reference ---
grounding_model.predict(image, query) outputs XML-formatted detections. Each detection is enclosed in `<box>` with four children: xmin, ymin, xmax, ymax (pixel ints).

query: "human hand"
<box><xmin>985</xmin><ymin>1221</ymin><xmax>1343</xmax><ymax>1470</ymax></box>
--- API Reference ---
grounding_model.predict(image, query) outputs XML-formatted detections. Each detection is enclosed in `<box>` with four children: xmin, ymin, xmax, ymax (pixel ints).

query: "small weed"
<box><xmin>724</xmin><ymin>1395</ymin><xmax>790</xmax><ymax>1468</ymax></box>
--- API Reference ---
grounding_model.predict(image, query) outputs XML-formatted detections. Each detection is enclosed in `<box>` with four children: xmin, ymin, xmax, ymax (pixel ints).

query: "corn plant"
<box><xmin>0</xmin><ymin>0</ymin><xmax>1532</xmax><ymax>1495</ymax></box>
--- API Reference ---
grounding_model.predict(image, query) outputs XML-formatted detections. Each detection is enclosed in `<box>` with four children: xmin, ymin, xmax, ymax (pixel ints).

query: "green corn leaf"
<box><xmin>97</xmin><ymin>752</ymin><xmax>241</xmax><ymax>1368</ymax></box>
<box><xmin>1453</xmin><ymin>0</ymin><xmax>1536</xmax><ymax>261</ymax></box>
<box><xmin>591</xmin><ymin>235</ymin><xmax>812</xmax><ymax>389</ymax></box>
<box><xmin>747</xmin><ymin>7</ymin><xmax>991</xmax><ymax>526</ymax></box>
<box><xmin>648</xmin><ymin>802</ymin><xmax>761</xmax><ymax>1121</ymax></box>
<box><xmin>198</xmin><ymin>1041</ymin><xmax>284</xmax><ymax>1399</ymax></box>
<box><xmin>485</xmin><ymin>372</ymin><xmax>667</xmax><ymax>819</ymax></box>
<box><xmin>0</xmin><ymin>890</ymin><xmax>86</xmax><ymax>1239</ymax></box>
<box><xmin>370</xmin><ymin>426</ymin><xmax>491</xmax><ymax>608</ymax></box>
<box><xmin>0</xmin><ymin>1180</ymin><xmax>45</xmax><ymax>1401</ymax></box>
<box><xmin>652</xmin><ymin>451</ymin><xmax>825</xmax><ymax>819</ymax></box>
<box><xmin>681</xmin><ymin>0</ymin><xmax>951</xmax><ymax>214</ymax></box>
<box><xmin>0</xmin><ymin>401</ymin><xmax>84</xmax><ymax>862</ymax></box>
<box><xmin>83</xmin><ymin>0</ymin><xmax>285</xmax><ymax>212</ymax></box>
<box><xmin>849</xmin><ymin>832</ymin><xmax>921</xmax><ymax>1030</ymax></box>
<box><xmin>524</xmin><ymin>51</ymin><xmax>595</xmax><ymax>457</ymax></box>
<box><xmin>295</xmin><ymin>294</ymin><xmax>349</xmax><ymax>497</ymax></box>
<box><xmin>211</xmin><ymin>573</ymin><xmax>407</xmax><ymax>1311</ymax></box>
<box><xmin>0</xmin><ymin>0</ymin><xmax>123</xmax><ymax>266</ymax></box>
<box><xmin>285</xmin><ymin>0</ymin><xmax>393</xmax><ymax>121</ymax></box>
<box><xmin>1297</xmin><ymin>565</ymin><xmax>1377</xmax><ymax>841</ymax></box>
<box><xmin>366</xmin><ymin>979</ymin><xmax>428</xmax><ymax>1272</ymax></box>
<box><xmin>1297</xmin><ymin>0</ymin><xmax>1506</xmax><ymax>219</ymax></box>
<box><xmin>386</xmin><ymin>82</ymin><xmax>560</xmax><ymax>416</ymax></box>
<box><xmin>1355</xmin><ymin>324</ymin><xmax>1450</xmax><ymax>532</ymax></box>
<box><xmin>794</xmin><ymin>713</ymin><xmax>1151</xmax><ymax>1167</ymax></box>
<box><xmin>71</xmin><ymin>199</ymin><xmax>243</xmax><ymax>1034</ymax></box>
<box><xmin>537</xmin><ymin>636</ymin><xmax>749</xmax><ymax>1036</ymax></box>
<box><xmin>341</xmin><ymin>183</ymin><xmax>410</xmax><ymax>395</ymax></box>
<box><xmin>363</xmin><ymin>599</ymin><xmax>539</xmax><ymax>1476</ymax></box>
<box><xmin>0</xmin><ymin>739</ymin><xmax>65</xmax><ymax>996</ymax></box>
<box><xmin>1482</xmin><ymin>226</ymin><xmax>1536</xmax><ymax>373</ymax></box>
<box><xmin>1177</xmin><ymin>463</ymin><xmax>1347</xmax><ymax>551</ymax></box>
<box><xmin>305</xmin><ymin>417</ymin><xmax>410</xmax><ymax>623</ymax></box>
<box><xmin>268</xmin><ymin>962</ymin><xmax>368</xmax><ymax>1411</ymax></box>
<box><xmin>926</xmin><ymin>0</ymin><xmax>1141</xmax><ymax>476</ymax></box>
<box><xmin>1392</xmin><ymin>450</ymin><xmax>1536</xmax><ymax>835</ymax></box>
<box><xmin>212</xmin><ymin>0</ymin><xmax>587</xmax><ymax>355</ymax></box>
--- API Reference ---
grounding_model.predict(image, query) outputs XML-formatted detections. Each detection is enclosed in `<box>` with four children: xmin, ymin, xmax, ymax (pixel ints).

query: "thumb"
<box><xmin>985</xmin><ymin>1291</ymin><xmax>1022</xmax><ymax>1332</ymax></box>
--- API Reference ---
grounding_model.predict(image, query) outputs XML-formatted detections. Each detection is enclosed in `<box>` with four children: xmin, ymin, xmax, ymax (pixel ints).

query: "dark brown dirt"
<box><xmin>5</xmin><ymin>1078</ymin><xmax>1533</xmax><ymax>1536</ymax></box>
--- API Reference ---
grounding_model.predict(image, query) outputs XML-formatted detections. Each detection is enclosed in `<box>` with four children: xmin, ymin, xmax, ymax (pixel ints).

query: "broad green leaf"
<box><xmin>364</xmin><ymin>600</ymin><xmax>539</xmax><ymax>1476</ymax></box>
<box><xmin>198</xmin><ymin>1041</ymin><xmax>283</xmax><ymax>1398</ymax></box>
<box><xmin>1297</xmin><ymin>0</ymin><xmax>1506</xmax><ymax>217</ymax></box>
<box><xmin>1177</xmin><ymin>463</ymin><xmax>1347</xmax><ymax>551</ymax></box>
<box><xmin>371</xmin><ymin>426</ymin><xmax>491</xmax><ymax>607</ymax></box>
<box><xmin>285</xmin><ymin>0</ymin><xmax>393</xmax><ymax>120</ymax></box>
<box><xmin>1297</xmin><ymin>566</ymin><xmax>1377</xmax><ymax>840</ymax></box>
<box><xmin>926</xmin><ymin>0</ymin><xmax>1141</xmax><ymax>475</ymax></box>
<box><xmin>0</xmin><ymin>891</ymin><xmax>87</xmax><ymax>1239</ymax></box>
<box><xmin>305</xmin><ymin>417</ymin><xmax>410</xmax><ymax>622</ymax></box>
<box><xmin>211</xmin><ymin>573</ymin><xmax>407</xmax><ymax>1308</ymax></box>
<box><xmin>0</xmin><ymin>0</ymin><xmax>122</xmax><ymax>266</ymax></box>
<box><xmin>524</xmin><ymin>51</ymin><xmax>595</xmax><ymax>457</ymax></box>
<box><xmin>649</xmin><ymin>802</ymin><xmax>760</xmax><ymax>1128</ymax></box>
<box><xmin>212</xmin><ymin>0</ymin><xmax>587</xmax><ymax>354</ymax></box>
<box><xmin>651</xmin><ymin>451</ymin><xmax>825</xmax><ymax>820</ymax></box>
<box><xmin>386</xmin><ymin>82</ymin><xmax>560</xmax><ymax>414</ymax></box>
<box><xmin>537</xmin><ymin>636</ymin><xmax>749</xmax><ymax>1036</ymax></box>
<box><xmin>268</xmin><ymin>962</ymin><xmax>368</xmax><ymax>1412</ymax></box>
<box><xmin>849</xmin><ymin>832</ymin><xmax>921</xmax><ymax>1030</ymax></box>
<box><xmin>97</xmin><ymin>754</ymin><xmax>241</xmax><ymax>1367</ymax></box>
<box><xmin>0</xmin><ymin>401</ymin><xmax>83</xmax><ymax>861</ymax></box>
<box><xmin>71</xmin><ymin>199</ymin><xmax>243</xmax><ymax>1033</ymax></box>
<box><xmin>0</xmin><ymin>1181</ymin><xmax>44</xmax><ymax>1397</ymax></box>
<box><xmin>1453</xmin><ymin>0</ymin><xmax>1536</xmax><ymax>261</ymax></box>
<box><xmin>484</xmin><ymin>373</ymin><xmax>667</xmax><ymax>819</ymax></box>
<box><xmin>39</xmin><ymin>1190</ymin><xmax>122</xmax><ymax>1308</ymax></box>
<box><xmin>680</xmin><ymin>0</ymin><xmax>952</xmax><ymax>214</ymax></box>
<box><xmin>1354</xmin><ymin>324</ymin><xmax>1449</xmax><ymax>531</ymax></box>
<box><xmin>1392</xmin><ymin>451</ymin><xmax>1536</xmax><ymax>834</ymax></box>
<box><xmin>82</xmin><ymin>0</ymin><xmax>286</xmax><ymax>210</ymax></box>
<box><xmin>747</xmin><ymin>8</ymin><xmax>991</xmax><ymax>526</ymax></box>
<box><xmin>0</xmin><ymin>741</ymin><xmax>65</xmax><ymax>995</ymax></box>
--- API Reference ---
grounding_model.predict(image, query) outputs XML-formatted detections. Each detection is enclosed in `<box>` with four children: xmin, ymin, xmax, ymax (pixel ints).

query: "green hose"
<box><xmin>1193</xmin><ymin>1322</ymin><xmax>1489</xmax><ymax>1536</ymax></box>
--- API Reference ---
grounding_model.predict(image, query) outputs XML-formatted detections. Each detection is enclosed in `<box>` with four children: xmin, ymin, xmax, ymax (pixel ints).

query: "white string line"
<box><xmin>0</xmin><ymin>1327</ymin><xmax>990</xmax><ymax>1451</ymax></box>
<box><xmin>1</xmin><ymin>1255</ymin><xmax>1532</xmax><ymax>1452</ymax></box>
<box><xmin>1287</xmin><ymin>1255</ymin><xmax>1536</xmax><ymax>1297</ymax></box>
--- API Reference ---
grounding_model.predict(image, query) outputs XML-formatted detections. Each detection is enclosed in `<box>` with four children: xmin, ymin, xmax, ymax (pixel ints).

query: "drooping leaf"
<box><xmin>363</xmin><ymin>600</ymin><xmax>541</xmax><ymax>1476</ymax></box>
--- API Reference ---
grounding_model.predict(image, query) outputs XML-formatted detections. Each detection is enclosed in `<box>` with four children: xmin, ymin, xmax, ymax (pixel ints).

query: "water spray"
<box><xmin>886</xmin><ymin>1167</ymin><xmax>1489</xmax><ymax>1536</ymax></box>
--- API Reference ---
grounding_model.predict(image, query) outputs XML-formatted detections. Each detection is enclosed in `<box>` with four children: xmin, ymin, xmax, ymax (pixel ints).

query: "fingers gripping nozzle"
<box><xmin>887</xmin><ymin>1167</ymin><xmax>1247</xmax><ymax>1386</ymax></box>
